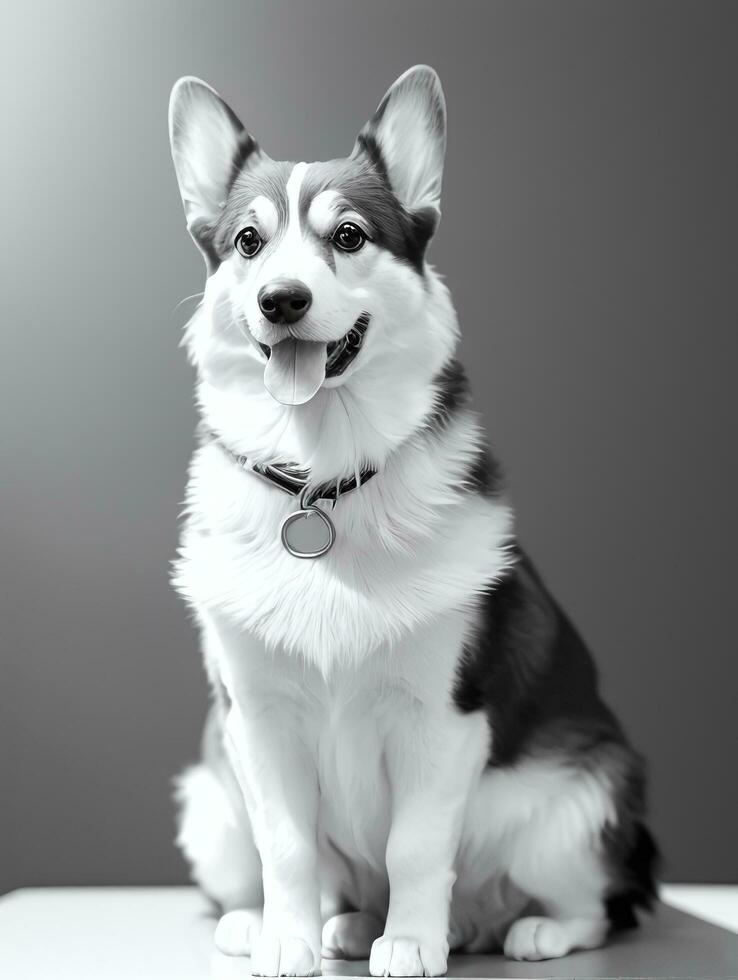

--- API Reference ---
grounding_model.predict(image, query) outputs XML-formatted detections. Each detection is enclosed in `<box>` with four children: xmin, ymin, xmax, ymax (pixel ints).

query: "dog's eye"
<box><xmin>332</xmin><ymin>222</ymin><xmax>366</xmax><ymax>253</ymax></box>
<box><xmin>235</xmin><ymin>227</ymin><xmax>263</xmax><ymax>258</ymax></box>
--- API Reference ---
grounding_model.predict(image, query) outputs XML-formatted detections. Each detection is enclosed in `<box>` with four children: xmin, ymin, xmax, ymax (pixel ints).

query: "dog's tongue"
<box><xmin>263</xmin><ymin>338</ymin><xmax>326</xmax><ymax>405</ymax></box>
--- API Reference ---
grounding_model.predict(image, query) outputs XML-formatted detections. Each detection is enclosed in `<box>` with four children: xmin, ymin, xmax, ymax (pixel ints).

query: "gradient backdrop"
<box><xmin>1</xmin><ymin>0</ymin><xmax>736</xmax><ymax>894</ymax></box>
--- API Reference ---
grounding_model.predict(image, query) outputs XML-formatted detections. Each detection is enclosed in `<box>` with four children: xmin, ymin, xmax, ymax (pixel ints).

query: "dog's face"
<box><xmin>169</xmin><ymin>67</ymin><xmax>457</xmax><ymax>471</ymax></box>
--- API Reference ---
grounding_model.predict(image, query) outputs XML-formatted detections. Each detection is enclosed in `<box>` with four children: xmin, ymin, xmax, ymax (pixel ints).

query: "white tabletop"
<box><xmin>660</xmin><ymin>884</ymin><xmax>738</xmax><ymax>933</ymax></box>
<box><xmin>0</xmin><ymin>885</ymin><xmax>736</xmax><ymax>980</ymax></box>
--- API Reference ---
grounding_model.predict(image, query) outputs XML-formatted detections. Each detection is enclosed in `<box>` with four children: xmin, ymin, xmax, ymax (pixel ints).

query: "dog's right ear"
<box><xmin>169</xmin><ymin>77</ymin><xmax>261</xmax><ymax>273</ymax></box>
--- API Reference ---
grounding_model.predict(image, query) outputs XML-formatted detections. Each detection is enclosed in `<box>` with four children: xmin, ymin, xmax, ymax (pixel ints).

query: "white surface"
<box><xmin>0</xmin><ymin>884</ymin><xmax>735</xmax><ymax>980</ymax></box>
<box><xmin>0</xmin><ymin>887</ymin><xmax>215</xmax><ymax>980</ymax></box>
<box><xmin>660</xmin><ymin>883</ymin><xmax>738</xmax><ymax>933</ymax></box>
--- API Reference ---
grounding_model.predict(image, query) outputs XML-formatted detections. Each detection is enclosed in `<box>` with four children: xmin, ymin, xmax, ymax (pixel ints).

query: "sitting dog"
<box><xmin>169</xmin><ymin>66</ymin><xmax>657</xmax><ymax>976</ymax></box>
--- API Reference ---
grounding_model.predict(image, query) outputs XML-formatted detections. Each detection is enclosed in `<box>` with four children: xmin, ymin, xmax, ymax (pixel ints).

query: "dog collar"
<box><xmin>209</xmin><ymin>432</ymin><xmax>376</xmax><ymax>559</ymax></box>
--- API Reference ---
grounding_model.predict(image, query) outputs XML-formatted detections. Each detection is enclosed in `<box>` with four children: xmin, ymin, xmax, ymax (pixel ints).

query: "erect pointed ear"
<box><xmin>168</xmin><ymin>77</ymin><xmax>262</xmax><ymax>273</ymax></box>
<box><xmin>353</xmin><ymin>65</ymin><xmax>446</xmax><ymax>221</ymax></box>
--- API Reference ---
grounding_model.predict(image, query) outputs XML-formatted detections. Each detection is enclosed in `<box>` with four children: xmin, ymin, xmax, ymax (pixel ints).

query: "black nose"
<box><xmin>258</xmin><ymin>280</ymin><xmax>313</xmax><ymax>325</ymax></box>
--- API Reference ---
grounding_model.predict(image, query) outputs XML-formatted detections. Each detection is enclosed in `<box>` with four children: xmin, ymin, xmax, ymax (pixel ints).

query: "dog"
<box><xmin>168</xmin><ymin>66</ymin><xmax>657</xmax><ymax>976</ymax></box>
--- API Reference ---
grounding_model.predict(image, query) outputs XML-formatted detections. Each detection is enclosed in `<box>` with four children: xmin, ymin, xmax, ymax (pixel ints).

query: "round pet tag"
<box><xmin>280</xmin><ymin>492</ymin><xmax>335</xmax><ymax>559</ymax></box>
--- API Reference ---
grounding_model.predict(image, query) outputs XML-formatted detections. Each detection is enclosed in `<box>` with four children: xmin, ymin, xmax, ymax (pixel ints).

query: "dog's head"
<box><xmin>169</xmin><ymin>67</ymin><xmax>458</xmax><ymax>475</ymax></box>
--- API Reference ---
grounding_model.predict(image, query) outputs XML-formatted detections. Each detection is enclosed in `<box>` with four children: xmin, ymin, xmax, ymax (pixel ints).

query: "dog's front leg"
<box><xmin>224</xmin><ymin>698</ymin><xmax>321</xmax><ymax>975</ymax></box>
<box><xmin>211</xmin><ymin>619</ymin><xmax>321</xmax><ymax>976</ymax></box>
<box><xmin>370</xmin><ymin>708</ymin><xmax>487</xmax><ymax>978</ymax></box>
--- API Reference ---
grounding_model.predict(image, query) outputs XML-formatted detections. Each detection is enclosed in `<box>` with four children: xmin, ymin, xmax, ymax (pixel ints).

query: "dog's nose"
<box><xmin>258</xmin><ymin>280</ymin><xmax>313</xmax><ymax>325</ymax></box>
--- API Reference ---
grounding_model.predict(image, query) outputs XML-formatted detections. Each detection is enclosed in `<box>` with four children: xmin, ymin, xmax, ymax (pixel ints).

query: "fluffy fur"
<box><xmin>168</xmin><ymin>67</ymin><xmax>657</xmax><ymax>975</ymax></box>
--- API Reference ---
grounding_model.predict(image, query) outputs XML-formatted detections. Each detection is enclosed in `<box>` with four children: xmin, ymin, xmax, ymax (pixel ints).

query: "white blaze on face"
<box><xmin>261</xmin><ymin>163</ymin><xmax>328</xmax><ymax>407</ymax></box>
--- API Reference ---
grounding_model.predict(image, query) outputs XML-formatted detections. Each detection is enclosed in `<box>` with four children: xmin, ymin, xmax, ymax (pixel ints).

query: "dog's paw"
<box><xmin>503</xmin><ymin>917</ymin><xmax>568</xmax><ymax>961</ymax></box>
<box><xmin>503</xmin><ymin>915</ymin><xmax>607</xmax><ymax>961</ymax></box>
<box><xmin>369</xmin><ymin>935</ymin><xmax>448</xmax><ymax>977</ymax></box>
<box><xmin>250</xmin><ymin>933</ymin><xmax>321</xmax><ymax>976</ymax></box>
<box><xmin>214</xmin><ymin>908</ymin><xmax>263</xmax><ymax>956</ymax></box>
<box><xmin>322</xmin><ymin>911</ymin><xmax>383</xmax><ymax>960</ymax></box>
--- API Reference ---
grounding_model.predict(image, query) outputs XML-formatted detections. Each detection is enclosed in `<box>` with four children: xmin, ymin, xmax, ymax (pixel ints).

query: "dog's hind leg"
<box><xmin>461</xmin><ymin>756</ymin><xmax>617</xmax><ymax>962</ymax></box>
<box><xmin>175</xmin><ymin>760</ymin><xmax>262</xmax><ymax>909</ymax></box>
<box><xmin>175</xmin><ymin>708</ymin><xmax>264</xmax><ymax>954</ymax></box>
<box><xmin>496</xmin><ymin>748</ymin><xmax>656</xmax><ymax>961</ymax></box>
<box><xmin>500</xmin><ymin>802</ymin><xmax>610</xmax><ymax>962</ymax></box>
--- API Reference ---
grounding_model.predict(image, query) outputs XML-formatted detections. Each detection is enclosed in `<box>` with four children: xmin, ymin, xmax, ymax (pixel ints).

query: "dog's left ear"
<box><xmin>169</xmin><ymin>77</ymin><xmax>262</xmax><ymax>273</ymax></box>
<box><xmin>354</xmin><ymin>65</ymin><xmax>446</xmax><ymax>222</ymax></box>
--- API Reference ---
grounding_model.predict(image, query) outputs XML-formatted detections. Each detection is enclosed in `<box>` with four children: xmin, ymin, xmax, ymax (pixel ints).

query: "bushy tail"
<box><xmin>605</xmin><ymin>821</ymin><xmax>660</xmax><ymax>931</ymax></box>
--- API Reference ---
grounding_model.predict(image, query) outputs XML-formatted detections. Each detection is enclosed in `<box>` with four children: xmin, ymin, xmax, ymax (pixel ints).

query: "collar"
<box><xmin>207</xmin><ymin>431</ymin><xmax>377</xmax><ymax>505</ymax></box>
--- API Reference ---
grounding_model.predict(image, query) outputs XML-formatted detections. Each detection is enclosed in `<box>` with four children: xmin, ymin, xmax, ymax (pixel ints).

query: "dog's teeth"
<box><xmin>324</xmin><ymin>314</ymin><xmax>370</xmax><ymax>377</ymax></box>
<box><xmin>326</xmin><ymin>338</ymin><xmax>346</xmax><ymax>369</ymax></box>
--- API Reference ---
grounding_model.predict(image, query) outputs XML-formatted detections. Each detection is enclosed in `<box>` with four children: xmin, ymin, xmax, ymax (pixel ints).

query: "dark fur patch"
<box><xmin>454</xmin><ymin>549</ymin><xmax>658</xmax><ymax>924</ymax></box>
<box><xmin>455</xmin><ymin>550</ymin><xmax>628</xmax><ymax>763</ymax></box>
<box><xmin>602</xmin><ymin>765</ymin><xmax>660</xmax><ymax>930</ymax></box>
<box><xmin>464</xmin><ymin>444</ymin><xmax>504</xmax><ymax>497</ymax></box>
<box><xmin>354</xmin><ymin>130</ymin><xmax>389</xmax><ymax>184</ymax></box>
<box><xmin>424</xmin><ymin>360</ymin><xmax>504</xmax><ymax>496</ymax></box>
<box><xmin>425</xmin><ymin>359</ymin><xmax>470</xmax><ymax>429</ymax></box>
<box><xmin>299</xmin><ymin>156</ymin><xmax>436</xmax><ymax>273</ymax></box>
<box><xmin>225</xmin><ymin>130</ymin><xmax>261</xmax><ymax>199</ymax></box>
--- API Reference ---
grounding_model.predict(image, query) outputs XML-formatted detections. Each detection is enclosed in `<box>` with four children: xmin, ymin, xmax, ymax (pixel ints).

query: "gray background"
<box><xmin>1</xmin><ymin>0</ymin><xmax>736</xmax><ymax>894</ymax></box>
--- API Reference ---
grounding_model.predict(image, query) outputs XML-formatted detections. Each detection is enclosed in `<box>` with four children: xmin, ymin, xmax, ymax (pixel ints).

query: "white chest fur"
<box><xmin>174</xmin><ymin>411</ymin><xmax>514</xmax><ymax>669</ymax></box>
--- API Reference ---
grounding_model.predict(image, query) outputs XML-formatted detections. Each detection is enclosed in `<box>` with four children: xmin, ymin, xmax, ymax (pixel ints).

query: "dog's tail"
<box><xmin>604</xmin><ymin>820</ymin><xmax>661</xmax><ymax>931</ymax></box>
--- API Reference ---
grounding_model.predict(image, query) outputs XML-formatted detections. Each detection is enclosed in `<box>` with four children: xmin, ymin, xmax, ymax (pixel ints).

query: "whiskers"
<box><xmin>231</xmin><ymin>312</ymin><xmax>252</xmax><ymax>342</ymax></box>
<box><xmin>171</xmin><ymin>291</ymin><xmax>204</xmax><ymax>319</ymax></box>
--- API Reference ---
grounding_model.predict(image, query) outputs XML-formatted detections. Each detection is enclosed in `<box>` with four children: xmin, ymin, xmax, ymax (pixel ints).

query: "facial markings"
<box><xmin>210</xmin><ymin>157</ymin><xmax>292</xmax><ymax>260</ymax></box>
<box><xmin>245</xmin><ymin>195</ymin><xmax>279</xmax><ymax>240</ymax></box>
<box><xmin>270</xmin><ymin>161</ymin><xmax>338</xmax><ymax>274</ymax></box>
<box><xmin>306</xmin><ymin>191</ymin><xmax>378</xmax><ymax>273</ymax></box>
<box><xmin>285</xmin><ymin>165</ymin><xmax>340</xmax><ymax>273</ymax></box>
<box><xmin>298</xmin><ymin>156</ymin><xmax>435</xmax><ymax>274</ymax></box>
<box><xmin>284</xmin><ymin>162</ymin><xmax>308</xmax><ymax>243</ymax></box>
<box><xmin>248</xmin><ymin>162</ymin><xmax>336</xmax><ymax>282</ymax></box>
<box><xmin>306</xmin><ymin>190</ymin><xmax>341</xmax><ymax>237</ymax></box>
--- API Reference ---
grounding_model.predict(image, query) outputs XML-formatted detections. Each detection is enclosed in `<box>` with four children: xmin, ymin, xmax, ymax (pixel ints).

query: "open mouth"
<box><xmin>259</xmin><ymin>312</ymin><xmax>371</xmax><ymax>379</ymax></box>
